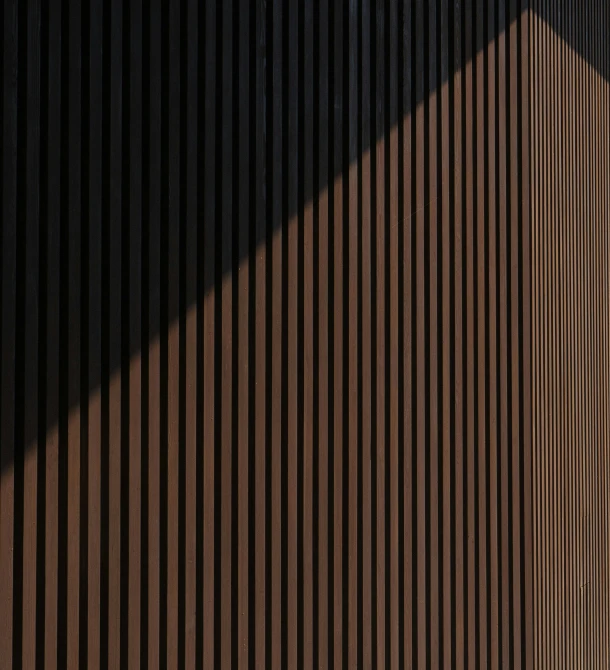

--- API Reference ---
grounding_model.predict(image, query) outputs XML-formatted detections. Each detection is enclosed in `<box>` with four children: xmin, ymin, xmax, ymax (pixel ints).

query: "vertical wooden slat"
<box><xmin>128</xmin><ymin>0</ymin><xmax>143</xmax><ymax>666</ymax></box>
<box><xmin>13</xmin><ymin>0</ymin><xmax>30</xmax><ymax>666</ymax></box>
<box><xmin>253</xmin><ymin>0</ymin><xmax>267</xmax><ymax>665</ymax></box>
<box><xmin>414</xmin><ymin>0</ymin><xmax>427</xmax><ymax>664</ymax></box>
<box><xmin>107</xmin><ymin>0</ymin><xmax>123</xmax><ymax>664</ymax></box>
<box><xmin>165</xmin><ymin>0</ymin><xmax>180</xmax><ymax>664</ymax></box>
<box><xmin>487</xmin><ymin>0</ymin><xmax>500</xmax><ymax>664</ymax></box>
<box><xmin>286</xmin><ymin>0</ymin><xmax>299</xmax><ymax>665</ymax></box>
<box><xmin>463</xmin><ymin>0</ymin><xmax>476</xmax><ymax>664</ymax></box>
<box><xmin>541</xmin><ymin>9</ymin><xmax>549</xmax><ymax>668</ymax></box>
<box><xmin>1</xmin><ymin>1</ymin><xmax>17</xmax><ymax>666</ymax></box>
<box><xmin>570</xmin><ymin>8</ymin><xmax>577</xmax><ymax>663</ymax></box>
<box><xmin>564</xmin><ymin>12</ymin><xmax>573</xmax><ymax>666</ymax></box>
<box><xmin>183</xmin><ymin>0</ymin><xmax>197</xmax><ymax>665</ymax></box>
<box><xmin>22</xmin><ymin>0</ymin><xmax>41</xmax><ymax>665</ymax></box>
<box><xmin>316</xmin><ymin>0</ymin><xmax>330</xmax><ymax>666</ymax></box>
<box><xmin>201</xmin><ymin>0</ymin><xmax>216</xmax><ymax>665</ymax></box>
<box><xmin>559</xmin><ymin>8</ymin><xmax>567</xmax><ymax>669</ymax></box>
<box><xmin>374</xmin><ymin>0</ymin><xmax>387</xmax><ymax>664</ymax></box>
<box><xmin>347</xmin><ymin>0</ymin><xmax>359</xmax><ymax>663</ymax></box>
<box><xmin>440</xmin><ymin>0</ymin><xmax>452</xmax><ymax>665</ymax></box>
<box><xmin>428</xmin><ymin>0</ymin><xmax>440</xmax><ymax>665</ymax></box>
<box><xmin>387</xmin><ymin>0</ymin><xmax>399</xmax><ymax>665</ymax></box>
<box><xmin>527</xmin><ymin>0</ymin><xmax>537</xmax><ymax>659</ymax></box>
<box><xmin>402</xmin><ymin>1</ymin><xmax>414</xmax><ymax>665</ymax></box>
<box><xmin>567</xmin><ymin>11</ymin><xmax>576</xmax><ymax>666</ymax></box>
<box><xmin>552</xmin><ymin>6</ymin><xmax>560</xmax><ymax>666</ymax></box>
<box><xmin>600</xmin><ymin>5</ymin><xmax>610</xmax><ymax>656</ymax></box>
<box><xmin>575</xmin><ymin>10</ymin><xmax>582</xmax><ymax>664</ymax></box>
<box><xmin>497</xmin><ymin>0</ymin><xmax>510</xmax><ymax>665</ymax></box>
<box><xmin>147</xmin><ymin>0</ymin><xmax>162</xmax><ymax>665</ymax></box>
<box><xmin>43</xmin><ymin>1</ymin><xmax>62</xmax><ymax>665</ymax></box>
<box><xmin>475</xmin><ymin>1</ymin><xmax>488</xmax><ymax>665</ymax></box>
<box><xmin>360</xmin><ymin>0</ymin><xmax>372</xmax><ymax>664</ymax></box>
<box><xmin>508</xmin><ymin>0</ymin><xmax>522</xmax><ymax>664</ymax></box>
<box><xmin>87</xmin><ymin>0</ymin><xmax>103</xmax><ymax>665</ymax></box>
<box><xmin>269</xmin><ymin>0</ymin><xmax>283</xmax><ymax>666</ymax></box>
<box><xmin>66</xmin><ymin>0</ymin><xmax>82</xmax><ymax>663</ymax></box>
<box><xmin>536</xmin><ymin>6</ymin><xmax>544</xmax><ymax>664</ymax></box>
<box><xmin>303</xmin><ymin>0</ymin><xmax>315</xmax><ymax>667</ymax></box>
<box><xmin>452</xmin><ymin>0</ymin><xmax>465</xmax><ymax>664</ymax></box>
<box><xmin>574</xmin><ymin>9</ymin><xmax>581</xmax><ymax>666</ymax></box>
<box><xmin>562</xmin><ymin>10</ymin><xmax>571</xmax><ymax>666</ymax></box>
<box><xmin>219</xmin><ymin>0</ymin><xmax>234</xmax><ymax>665</ymax></box>
<box><xmin>588</xmin><ymin>11</ymin><xmax>601</xmax><ymax>665</ymax></box>
<box><xmin>332</xmin><ymin>0</ymin><xmax>344</xmax><ymax>665</ymax></box>
<box><xmin>237</xmin><ymin>0</ymin><xmax>251</xmax><ymax>663</ymax></box>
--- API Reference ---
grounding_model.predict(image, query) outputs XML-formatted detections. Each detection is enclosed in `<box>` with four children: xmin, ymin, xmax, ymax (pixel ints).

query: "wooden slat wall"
<box><xmin>530</xmin><ymin>0</ymin><xmax>610</xmax><ymax>667</ymax></box>
<box><xmin>2</xmin><ymin>0</ymin><xmax>590</xmax><ymax>667</ymax></box>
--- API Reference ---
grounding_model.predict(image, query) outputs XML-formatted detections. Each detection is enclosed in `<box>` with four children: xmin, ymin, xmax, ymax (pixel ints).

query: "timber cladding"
<box><xmin>0</xmin><ymin>0</ymin><xmax>605</xmax><ymax>667</ymax></box>
<box><xmin>530</xmin><ymin>0</ymin><xmax>610</xmax><ymax>667</ymax></box>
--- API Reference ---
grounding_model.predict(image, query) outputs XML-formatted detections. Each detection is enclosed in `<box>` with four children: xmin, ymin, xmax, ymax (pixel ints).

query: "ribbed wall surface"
<box><xmin>530</xmin><ymin>1</ymin><xmax>610</xmax><ymax>667</ymax></box>
<box><xmin>10</xmin><ymin>0</ymin><xmax>610</xmax><ymax>668</ymax></box>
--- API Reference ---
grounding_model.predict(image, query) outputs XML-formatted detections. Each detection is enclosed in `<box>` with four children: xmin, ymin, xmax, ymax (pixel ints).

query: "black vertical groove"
<box><xmin>159</xmin><ymin>0</ymin><xmax>169</xmax><ymax>666</ymax></box>
<box><xmin>35</xmin><ymin>0</ymin><xmax>50</xmax><ymax>663</ymax></box>
<box><xmin>140</xmin><ymin>0</ymin><xmax>150</xmax><ymax>663</ymax></box>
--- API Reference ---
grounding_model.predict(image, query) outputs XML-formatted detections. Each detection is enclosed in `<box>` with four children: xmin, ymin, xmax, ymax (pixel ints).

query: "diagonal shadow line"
<box><xmin>2</xmin><ymin>1</ymin><xmax>608</xmax><ymax>470</ymax></box>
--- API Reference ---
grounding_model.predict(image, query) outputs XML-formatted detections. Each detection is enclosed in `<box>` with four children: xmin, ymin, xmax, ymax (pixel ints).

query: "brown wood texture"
<box><xmin>1</xmin><ymin>0</ymin><xmax>607</xmax><ymax>667</ymax></box>
<box><xmin>530</xmin><ymin>0</ymin><xmax>610</xmax><ymax>666</ymax></box>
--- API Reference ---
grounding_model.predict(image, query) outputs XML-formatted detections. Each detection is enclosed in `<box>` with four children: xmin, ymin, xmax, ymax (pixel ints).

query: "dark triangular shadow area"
<box><xmin>1</xmin><ymin>0</ymin><xmax>607</xmax><ymax>469</ymax></box>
